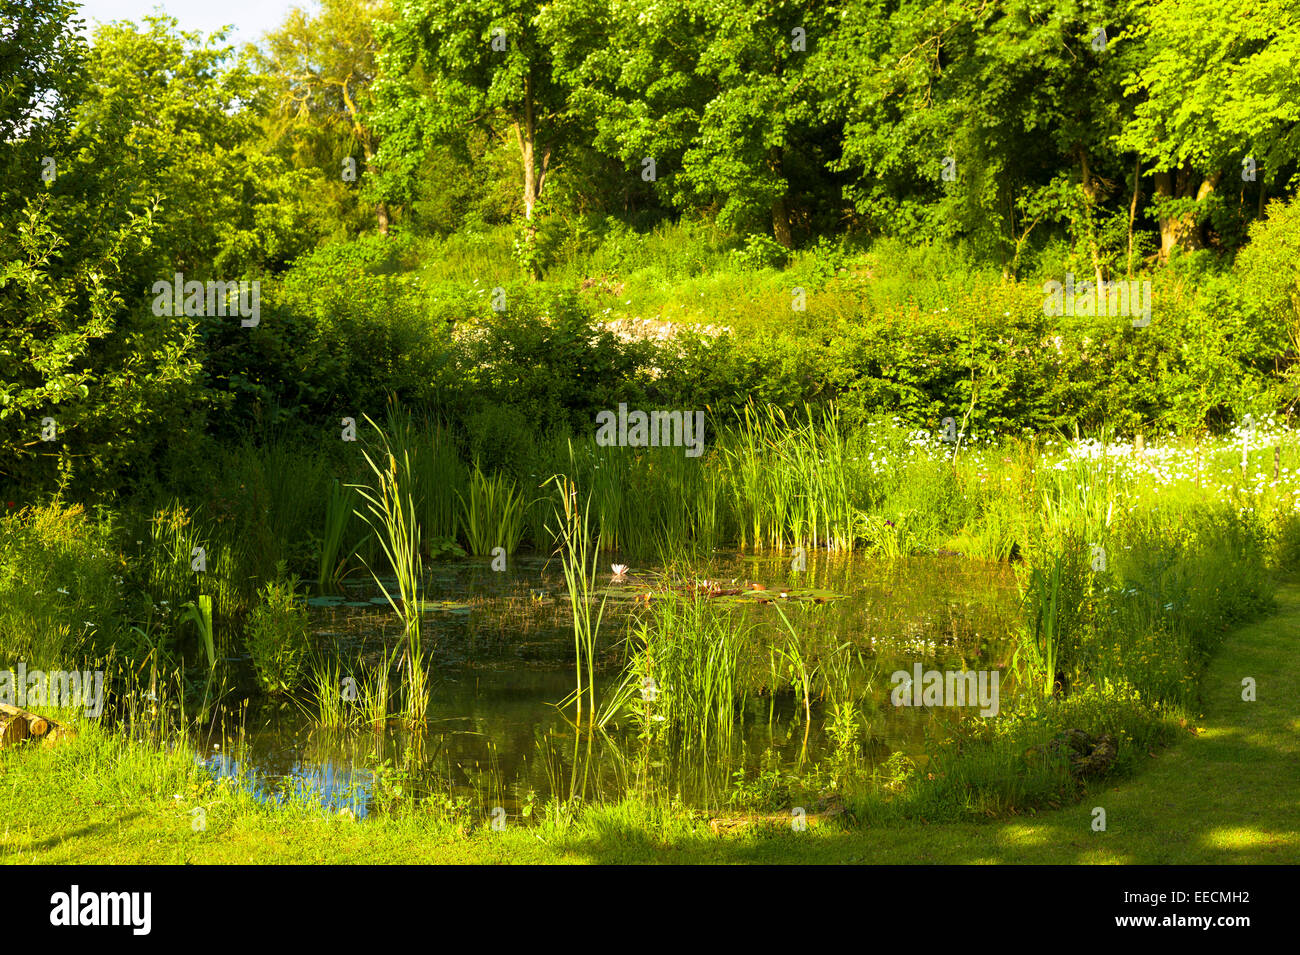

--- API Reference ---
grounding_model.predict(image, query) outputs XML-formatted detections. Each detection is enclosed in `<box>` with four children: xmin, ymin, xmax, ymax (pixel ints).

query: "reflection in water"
<box><xmin>204</xmin><ymin>552</ymin><xmax>1020</xmax><ymax>819</ymax></box>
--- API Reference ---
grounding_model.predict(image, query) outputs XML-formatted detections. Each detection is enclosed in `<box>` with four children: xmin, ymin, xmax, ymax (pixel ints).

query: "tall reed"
<box><xmin>547</xmin><ymin>474</ymin><xmax>605</xmax><ymax>727</ymax></box>
<box><xmin>458</xmin><ymin>464</ymin><xmax>528</xmax><ymax>557</ymax></box>
<box><xmin>353</xmin><ymin>415</ymin><xmax>428</xmax><ymax>725</ymax></box>
<box><xmin>1015</xmin><ymin>538</ymin><xmax>1089</xmax><ymax>698</ymax></box>
<box><xmin>628</xmin><ymin>593</ymin><xmax>750</xmax><ymax>759</ymax></box>
<box><xmin>720</xmin><ymin>403</ymin><xmax>863</xmax><ymax>551</ymax></box>
<box><xmin>179</xmin><ymin>594</ymin><xmax>218</xmax><ymax>718</ymax></box>
<box><xmin>317</xmin><ymin>478</ymin><xmax>359</xmax><ymax>594</ymax></box>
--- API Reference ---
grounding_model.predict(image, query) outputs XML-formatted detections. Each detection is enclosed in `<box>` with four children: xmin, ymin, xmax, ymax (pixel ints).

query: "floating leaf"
<box><xmin>412</xmin><ymin>599</ymin><xmax>472</xmax><ymax>614</ymax></box>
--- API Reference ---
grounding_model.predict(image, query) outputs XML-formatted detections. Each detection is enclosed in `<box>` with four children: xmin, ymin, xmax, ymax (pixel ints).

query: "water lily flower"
<box><xmin>611</xmin><ymin>564</ymin><xmax>629</xmax><ymax>580</ymax></box>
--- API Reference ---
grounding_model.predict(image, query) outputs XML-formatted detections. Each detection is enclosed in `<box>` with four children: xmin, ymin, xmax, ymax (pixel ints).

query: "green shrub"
<box><xmin>730</xmin><ymin>232</ymin><xmax>789</xmax><ymax>271</ymax></box>
<box><xmin>244</xmin><ymin>570</ymin><xmax>312</xmax><ymax>695</ymax></box>
<box><xmin>459</xmin><ymin>287</ymin><xmax>656</xmax><ymax>434</ymax></box>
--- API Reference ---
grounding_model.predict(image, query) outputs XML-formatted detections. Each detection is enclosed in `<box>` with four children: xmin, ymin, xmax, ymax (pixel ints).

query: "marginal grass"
<box><xmin>5</xmin><ymin>582</ymin><xmax>1297</xmax><ymax>864</ymax></box>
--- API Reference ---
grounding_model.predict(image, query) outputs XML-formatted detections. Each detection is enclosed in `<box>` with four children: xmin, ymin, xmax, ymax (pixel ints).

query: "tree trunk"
<box><xmin>516</xmin><ymin>72</ymin><xmax>546</xmax><ymax>222</ymax></box>
<box><xmin>1153</xmin><ymin>165</ymin><xmax>1217</xmax><ymax>262</ymax></box>
<box><xmin>772</xmin><ymin>195</ymin><xmax>793</xmax><ymax>249</ymax></box>
<box><xmin>1078</xmin><ymin>145</ymin><xmax>1105</xmax><ymax>287</ymax></box>
<box><xmin>1126</xmin><ymin>155</ymin><xmax>1141</xmax><ymax>278</ymax></box>
<box><xmin>769</xmin><ymin>148</ymin><xmax>793</xmax><ymax>248</ymax></box>
<box><xmin>1153</xmin><ymin>170</ymin><xmax>1179</xmax><ymax>261</ymax></box>
<box><xmin>519</xmin><ymin>123</ymin><xmax>536</xmax><ymax>221</ymax></box>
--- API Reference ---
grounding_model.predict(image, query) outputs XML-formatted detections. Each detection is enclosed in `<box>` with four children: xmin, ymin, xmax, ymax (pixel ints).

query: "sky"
<box><xmin>74</xmin><ymin>0</ymin><xmax>314</xmax><ymax>45</ymax></box>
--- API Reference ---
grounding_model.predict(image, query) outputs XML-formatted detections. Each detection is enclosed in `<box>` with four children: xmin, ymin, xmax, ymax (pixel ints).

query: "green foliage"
<box><xmin>0</xmin><ymin>502</ymin><xmax>126</xmax><ymax>667</ymax></box>
<box><xmin>657</xmin><ymin>273</ymin><xmax>1289</xmax><ymax>436</ymax></box>
<box><xmin>0</xmin><ymin>200</ymin><xmax>205</xmax><ymax>494</ymax></box>
<box><xmin>244</xmin><ymin>572</ymin><xmax>312</xmax><ymax>695</ymax></box>
<box><xmin>459</xmin><ymin>286</ymin><xmax>655</xmax><ymax>434</ymax></box>
<box><xmin>1236</xmin><ymin>196</ymin><xmax>1300</xmax><ymax>381</ymax></box>
<box><xmin>730</xmin><ymin>234</ymin><xmax>789</xmax><ymax>272</ymax></box>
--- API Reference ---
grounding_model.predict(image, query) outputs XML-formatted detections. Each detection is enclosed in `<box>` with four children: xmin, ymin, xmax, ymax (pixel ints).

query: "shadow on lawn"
<box><xmin>0</xmin><ymin>812</ymin><xmax>146</xmax><ymax>861</ymax></box>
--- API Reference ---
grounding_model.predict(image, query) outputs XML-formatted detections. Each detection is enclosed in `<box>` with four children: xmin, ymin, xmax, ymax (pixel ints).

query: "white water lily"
<box><xmin>611</xmin><ymin>563</ymin><xmax>629</xmax><ymax>579</ymax></box>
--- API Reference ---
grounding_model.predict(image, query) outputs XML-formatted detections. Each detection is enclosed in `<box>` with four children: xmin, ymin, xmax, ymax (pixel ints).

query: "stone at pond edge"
<box><xmin>1026</xmin><ymin>729</ymin><xmax>1119</xmax><ymax>778</ymax></box>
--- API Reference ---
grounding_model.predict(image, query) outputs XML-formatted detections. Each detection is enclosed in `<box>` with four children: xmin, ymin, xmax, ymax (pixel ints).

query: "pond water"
<box><xmin>203</xmin><ymin>552</ymin><xmax>1022</xmax><ymax>818</ymax></box>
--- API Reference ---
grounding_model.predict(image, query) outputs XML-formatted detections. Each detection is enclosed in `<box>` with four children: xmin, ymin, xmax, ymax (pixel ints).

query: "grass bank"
<box><xmin>5</xmin><ymin>582</ymin><xmax>1296</xmax><ymax>865</ymax></box>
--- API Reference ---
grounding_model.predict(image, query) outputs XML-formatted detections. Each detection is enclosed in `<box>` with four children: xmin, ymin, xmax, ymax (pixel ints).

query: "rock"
<box><xmin>1071</xmin><ymin>733</ymin><xmax>1117</xmax><ymax>777</ymax></box>
<box><xmin>1027</xmin><ymin>728</ymin><xmax>1119</xmax><ymax>778</ymax></box>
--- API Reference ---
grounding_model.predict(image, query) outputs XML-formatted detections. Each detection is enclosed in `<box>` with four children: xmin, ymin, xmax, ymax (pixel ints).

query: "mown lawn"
<box><xmin>4</xmin><ymin>585</ymin><xmax>1297</xmax><ymax>865</ymax></box>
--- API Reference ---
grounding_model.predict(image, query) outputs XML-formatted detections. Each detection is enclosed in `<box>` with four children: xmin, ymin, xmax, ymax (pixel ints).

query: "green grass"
<box><xmin>4</xmin><ymin>580</ymin><xmax>1297</xmax><ymax>864</ymax></box>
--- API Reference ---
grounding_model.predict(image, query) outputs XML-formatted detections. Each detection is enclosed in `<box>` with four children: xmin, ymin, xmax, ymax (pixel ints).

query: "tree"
<box><xmin>824</xmin><ymin>0</ymin><xmax>1139</xmax><ymax>273</ymax></box>
<box><xmin>373</xmin><ymin>0</ymin><xmax>570</xmax><ymax>223</ymax></box>
<box><xmin>1119</xmin><ymin>0</ymin><xmax>1300</xmax><ymax>260</ymax></box>
<box><xmin>259</xmin><ymin>0</ymin><xmax>395</xmax><ymax>235</ymax></box>
<box><xmin>547</xmin><ymin>0</ymin><xmax>841</xmax><ymax>247</ymax></box>
<box><xmin>0</xmin><ymin>0</ymin><xmax>84</xmax><ymax>219</ymax></box>
<box><xmin>0</xmin><ymin>6</ymin><xmax>204</xmax><ymax>493</ymax></box>
<box><xmin>1</xmin><ymin>13</ymin><xmax>315</xmax><ymax>494</ymax></box>
<box><xmin>63</xmin><ymin>16</ymin><xmax>316</xmax><ymax>281</ymax></box>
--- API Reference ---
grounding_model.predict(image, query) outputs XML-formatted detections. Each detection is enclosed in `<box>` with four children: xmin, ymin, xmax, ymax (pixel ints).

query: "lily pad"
<box><xmin>413</xmin><ymin>600</ymin><xmax>472</xmax><ymax>615</ymax></box>
<box><xmin>594</xmin><ymin>583</ymin><xmax>846</xmax><ymax>604</ymax></box>
<box><xmin>306</xmin><ymin>595</ymin><xmax>345</xmax><ymax>607</ymax></box>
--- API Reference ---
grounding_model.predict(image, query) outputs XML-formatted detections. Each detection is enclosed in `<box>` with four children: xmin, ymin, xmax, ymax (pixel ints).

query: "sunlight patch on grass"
<box><xmin>999</xmin><ymin>824</ymin><xmax>1049</xmax><ymax>847</ymax></box>
<box><xmin>1199</xmin><ymin>827</ymin><xmax>1299</xmax><ymax>851</ymax></box>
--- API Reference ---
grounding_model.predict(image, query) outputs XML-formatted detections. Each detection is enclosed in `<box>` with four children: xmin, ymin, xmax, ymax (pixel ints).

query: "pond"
<box><xmin>203</xmin><ymin>551</ymin><xmax>1022</xmax><ymax>819</ymax></box>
